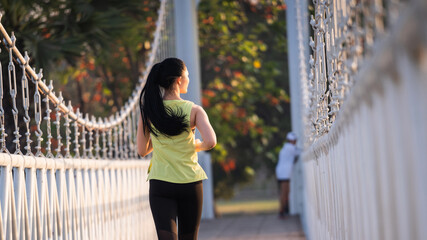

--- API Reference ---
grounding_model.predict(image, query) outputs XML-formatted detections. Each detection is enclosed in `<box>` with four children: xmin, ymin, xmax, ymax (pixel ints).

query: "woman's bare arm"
<box><xmin>193</xmin><ymin>105</ymin><xmax>216</xmax><ymax>152</ymax></box>
<box><xmin>137</xmin><ymin>115</ymin><xmax>153</xmax><ymax>157</ymax></box>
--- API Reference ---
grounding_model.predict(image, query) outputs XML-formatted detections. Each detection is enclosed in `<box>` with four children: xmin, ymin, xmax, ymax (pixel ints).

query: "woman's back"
<box><xmin>148</xmin><ymin>100</ymin><xmax>207</xmax><ymax>183</ymax></box>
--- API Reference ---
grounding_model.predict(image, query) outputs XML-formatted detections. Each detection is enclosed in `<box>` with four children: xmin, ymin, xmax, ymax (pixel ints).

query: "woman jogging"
<box><xmin>137</xmin><ymin>57</ymin><xmax>216</xmax><ymax>240</ymax></box>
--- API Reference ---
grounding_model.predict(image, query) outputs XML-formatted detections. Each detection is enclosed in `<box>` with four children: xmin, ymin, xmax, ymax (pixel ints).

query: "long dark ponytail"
<box><xmin>139</xmin><ymin>58</ymin><xmax>188</xmax><ymax>137</ymax></box>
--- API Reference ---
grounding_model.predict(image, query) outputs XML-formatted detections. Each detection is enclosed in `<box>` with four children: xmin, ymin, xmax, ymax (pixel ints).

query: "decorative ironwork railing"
<box><xmin>300</xmin><ymin>0</ymin><xmax>427</xmax><ymax>239</ymax></box>
<box><xmin>0</xmin><ymin>0</ymin><xmax>175</xmax><ymax>239</ymax></box>
<box><xmin>307</xmin><ymin>0</ymin><xmax>408</xmax><ymax>143</ymax></box>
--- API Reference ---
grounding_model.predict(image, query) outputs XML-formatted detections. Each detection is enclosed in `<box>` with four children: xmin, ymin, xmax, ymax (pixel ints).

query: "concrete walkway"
<box><xmin>198</xmin><ymin>213</ymin><xmax>306</xmax><ymax>240</ymax></box>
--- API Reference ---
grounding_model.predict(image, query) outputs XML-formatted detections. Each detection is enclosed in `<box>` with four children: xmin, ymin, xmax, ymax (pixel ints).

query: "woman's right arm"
<box><xmin>137</xmin><ymin>115</ymin><xmax>153</xmax><ymax>157</ymax></box>
<box><xmin>193</xmin><ymin>105</ymin><xmax>216</xmax><ymax>152</ymax></box>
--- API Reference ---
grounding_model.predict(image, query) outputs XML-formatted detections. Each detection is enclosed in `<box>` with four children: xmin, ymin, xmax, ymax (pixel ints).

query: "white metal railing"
<box><xmin>0</xmin><ymin>154</ymin><xmax>154</xmax><ymax>239</ymax></box>
<box><xmin>301</xmin><ymin>0</ymin><xmax>427</xmax><ymax>239</ymax></box>
<box><xmin>306</xmin><ymin>0</ymin><xmax>406</xmax><ymax>144</ymax></box>
<box><xmin>0</xmin><ymin>0</ymin><xmax>175</xmax><ymax>238</ymax></box>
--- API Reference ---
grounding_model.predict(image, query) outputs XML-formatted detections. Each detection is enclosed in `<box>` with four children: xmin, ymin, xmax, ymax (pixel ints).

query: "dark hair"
<box><xmin>139</xmin><ymin>58</ymin><xmax>188</xmax><ymax>137</ymax></box>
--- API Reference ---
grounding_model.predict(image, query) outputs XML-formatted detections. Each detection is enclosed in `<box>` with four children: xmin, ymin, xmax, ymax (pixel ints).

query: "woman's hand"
<box><xmin>195</xmin><ymin>139</ymin><xmax>202</xmax><ymax>152</ymax></box>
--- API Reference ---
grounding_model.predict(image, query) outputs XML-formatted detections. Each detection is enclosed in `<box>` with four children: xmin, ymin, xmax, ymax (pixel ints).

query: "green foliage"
<box><xmin>198</xmin><ymin>0</ymin><xmax>291</xmax><ymax>199</ymax></box>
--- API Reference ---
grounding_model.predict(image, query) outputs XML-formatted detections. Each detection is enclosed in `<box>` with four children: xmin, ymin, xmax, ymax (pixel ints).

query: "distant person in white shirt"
<box><xmin>275</xmin><ymin>132</ymin><xmax>300</xmax><ymax>218</ymax></box>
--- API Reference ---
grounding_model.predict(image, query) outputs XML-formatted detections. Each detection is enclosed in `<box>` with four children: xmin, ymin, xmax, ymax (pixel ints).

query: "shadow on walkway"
<box><xmin>199</xmin><ymin>213</ymin><xmax>306</xmax><ymax>240</ymax></box>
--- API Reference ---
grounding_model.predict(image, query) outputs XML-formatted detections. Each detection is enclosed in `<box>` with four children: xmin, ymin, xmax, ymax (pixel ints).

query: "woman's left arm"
<box><xmin>137</xmin><ymin>115</ymin><xmax>153</xmax><ymax>157</ymax></box>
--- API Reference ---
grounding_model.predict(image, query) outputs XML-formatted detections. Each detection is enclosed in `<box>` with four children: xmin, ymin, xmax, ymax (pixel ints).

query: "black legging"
<box><xmin>149</xmin><ymin>179</ymin><xmax>203</xmax><ymax>240</ymax></box>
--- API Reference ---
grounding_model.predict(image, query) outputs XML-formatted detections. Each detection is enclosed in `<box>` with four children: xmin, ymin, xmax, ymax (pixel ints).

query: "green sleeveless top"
<box><xmin>147</xmin><ymin>100</ymin><xmax>208</xmax><ymax>183</ymax></box>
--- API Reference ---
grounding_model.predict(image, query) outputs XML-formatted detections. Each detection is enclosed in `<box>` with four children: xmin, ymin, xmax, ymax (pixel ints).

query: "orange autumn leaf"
<box><xmin>221</xmin><ymin>113</ymin><xmax>230</xmax><ymax>121</ymax></box>
<box><xmin>246</xmin><ymin>119</ymin><xmax>256</xmax><ymax>128</ymax></box>
<box><xmin>43</xmin><ymin>33</ymin><xmax>51</xmax><ymax>39</ymax></box>
<box><xmin>236</xmin><ymin>108</ymin><xmax>246</xmax><ymax>118</ymax></box>
<box><xmin>93</xmin><ymin>94</ymin><xmax>102</xmax><ymax>102</ymax></box>
<box><xmin>203</xmin><ymin>16</ymin><xmax>214</xmax><ymax>24</ymax></box>
<box><xmin>228</xmin><ymin>159</ymin><xmax>236</xmax><ymax>170</ymax></box>
<box><xmin>202</xmin><ymin>97</ymin><xmax>210</xmax><ymax>107</ymax></box>
<box><xmin>203</xmin><ymin>89</ymin><xmax>216</xmax><ymax>97</ymax></box>
<box><xmin>87</xmin><ymin>62</ymin><xmax>95</xmax><ymax>71</ymax></box>
<box><xmin>233</xmin><ymin>71</ymin><xmax>243</xmax><ymax>78</ymax></box>
<box><xmin>270</xmin><ymin>97</ymin><xmax>279</xmax><ymax>105</ymax></box>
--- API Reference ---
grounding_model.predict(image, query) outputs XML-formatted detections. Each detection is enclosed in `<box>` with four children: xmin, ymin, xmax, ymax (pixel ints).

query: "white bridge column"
<box><xmin>173</xmin><ymin>0</ymin><xmax>215</xmax><ymax>219</ymax></box>
<box><xmin>285</xmin><ymin>0</ymin><xmax>310</xmax><ymax>236</ymax></box>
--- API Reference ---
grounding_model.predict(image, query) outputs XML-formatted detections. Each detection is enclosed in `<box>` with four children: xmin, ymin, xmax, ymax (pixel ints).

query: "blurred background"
<box><xmin>2</xmin><ymin>0</ymin><xmax>425</xmax><ymax>239</ymax></box>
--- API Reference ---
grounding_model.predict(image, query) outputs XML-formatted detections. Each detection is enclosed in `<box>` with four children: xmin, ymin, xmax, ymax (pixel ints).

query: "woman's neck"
<box><xmin>163</xmin><ymin>89</ymin><xmax>181</xmax><ymax>100</ymax></box>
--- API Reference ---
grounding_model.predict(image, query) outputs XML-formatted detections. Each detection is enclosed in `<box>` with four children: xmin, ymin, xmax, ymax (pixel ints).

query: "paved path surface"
<box><xmin>198</xmin><ymin>213</ymin><xmax>306</xmax><ymax>240</ymax></box>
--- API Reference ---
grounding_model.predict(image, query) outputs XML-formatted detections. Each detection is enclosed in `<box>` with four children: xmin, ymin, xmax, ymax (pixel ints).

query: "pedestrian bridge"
<box><xmin>0</xmin><ymin>0</ymin><xmax>425</xmax><ymax>239</ymax></box>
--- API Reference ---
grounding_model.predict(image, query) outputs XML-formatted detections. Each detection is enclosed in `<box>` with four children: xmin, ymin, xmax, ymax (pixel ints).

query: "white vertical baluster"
<box><xmin>33</xmin><ymin>69</ymin><xmax>44</xmax><ymax>157</ymax></box>
<box><xmin>74</xmin><ymin>109</ymin><xmax>81</xmax><ymax>158</ymax></box>
<box><xmin>0</xmin><ymin>43</ymin><xmax>8</xmax><ymax>153</ymax></box>
<box><xmin>95</xmin><ymin>118</ymin><xmax>101</xmax><ymax>159</ymax></box>
<box><xmin>44</xmin><ymin>80</ymin><xmax>54</xmax><ymax>158</ymax></box>
<box><xmin>114</xmin><ymin>115</ymin><xmax>119</xmax><ymax>159</ymax></box>
<box><xmin>21</xmin><ymin>52</ymin><xmax>32</xmax><ymax>156</ymax></box>
<box><xmin>81</xmin><ymin>114</ymin><xmax>87</xmax><ymax>159</ymax></box>
<box><xmin>46</xmin><ymin>167</ymin><xmax>59</xmax><ymax>240</ymax></box>
<box><xmin>102</xmin><ymin>118</ymin><xmax>108</xmax><ymax>160</ymax></box>
<box><xmin>87</xmin><ymin>114</ymin><xmax>93</xmax><ymax>159</ymax></box>
<box><xmin>108</xmin><ymin>117</ymin><xmax>114</xmax><ymax>159</ymax></box>
<box><xmin>122</xmin><ymin>109</ymin><xmax>128</xmax><ymax>159</ymax></box>
<box><xmin>118</xmin><ymin>112</ymin><xmax>123</xmax><ymax>160</ymax></box>
<box><xmin>7</xmin><ymin>33</ymin><xmax>21</xmax><ymax>154</ymax></box>
<box><xmin>64</xmin><ymin>101</ymin><xmax>73</xmax><ymax>158</ymax></box>
<box><xmin>130</xmin><ymin>110</ymin><xmax>136</xmax><ymax>159</ymax></box>
<box><xmin>55</xmin><ymin>92</ymin><xmax>64</xmax><ymax>158</ymax></box>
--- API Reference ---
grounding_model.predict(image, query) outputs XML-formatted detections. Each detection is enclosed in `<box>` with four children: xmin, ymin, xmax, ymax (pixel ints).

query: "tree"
<box><xmin>0</xmin><ymin>0</ymin><xmax>158</xmax><ymax>153</ymax></box>
<box><xmin>198</xmin><ymin>0</ymin><xmax>291</xmax><ymax>199</ymax></box>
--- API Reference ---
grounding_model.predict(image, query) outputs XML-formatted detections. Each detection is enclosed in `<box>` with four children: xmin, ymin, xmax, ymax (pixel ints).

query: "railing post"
<box><xmin>64</xmin><ymin>101</ymin><xmax>73</xmax><ymax>158</ymax></box>
<box><xmin>33</xmin><ymin>69</ymin><xmax>44</xmax><ymax>157</ymax></box>
<box><xmin>0</xmin><ymin>42</ymin><xmax>7</xmax><ymax>154</ymax></box>
<box><xmin>74</xmin><ymin>109</ymin><xmax>81</xmax><ymax>158</ymax></box>
<box><xmin>21</xmin><ymin>52</ymin><xmax>32</xmax><ymax>156</ymax></box>
<box><xmin>43</xmin><ymin>80</ymin><xmax>54</xmax><ymax>158</ymax></box>
<box><xmin>55</xmin><ymin>92</ymin><xmax>64</xmax><ymax>158</ymax></box>
<box><xmin>285</xmin><ymin>0</ymin><xmax>310</xmax><ymax>235</ymax></box>
<box><xmin>7</xmin><ymin>33</ymin><xmax>21</xmax><ymax>154</ymax></box>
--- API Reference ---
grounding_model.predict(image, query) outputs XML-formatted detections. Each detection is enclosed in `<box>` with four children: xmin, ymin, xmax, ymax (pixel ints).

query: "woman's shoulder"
<box><xmin>183</xmin><ymin>99</ymin><xmax>195</xmax><ymax>106</ymax></box>
<box><xmin>181</xmin><ymin>100</ymin><xmax>204</xmax><ymax>112</ymax></box>
<box><xmin>191</xmin><ymin>103</ymin><xmax>205</xmax><ymax>112</ymax></box>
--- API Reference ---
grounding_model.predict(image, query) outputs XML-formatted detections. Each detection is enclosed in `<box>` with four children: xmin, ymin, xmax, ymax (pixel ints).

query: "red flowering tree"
<box><xmin>198</xmin><ymin>0</ymin><xmax>291</xmax><ymax>199</ymax></box>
